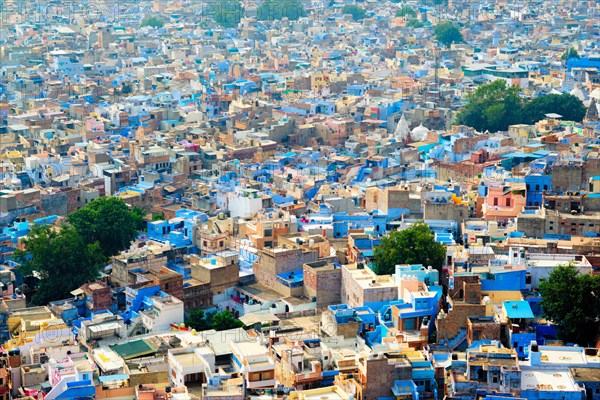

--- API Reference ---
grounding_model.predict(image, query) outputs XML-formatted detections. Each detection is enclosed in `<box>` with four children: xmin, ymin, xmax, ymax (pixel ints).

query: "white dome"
<box><xmin>570</xmin><ymin>86</ymin><xmax>585</xmax><ymax>101</ymax></box>
<box><xmin>591</xmin><ymin>88</ymin><xmax>600</xmax><ymax>101</ymax></box>
<box><xmin>411</xmin><ymin>124</ymin><xmax>429</xmax><ymax>142</ymax></box>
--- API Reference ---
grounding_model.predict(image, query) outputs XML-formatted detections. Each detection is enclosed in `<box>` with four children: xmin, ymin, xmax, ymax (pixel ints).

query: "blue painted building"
<box><xmin>504</xmin><ymin>301</ymin><xmax>535</xmax><ymax>358</ymax></box>
<box><xmin>147</xmin><ymin>208</ymin><xmax>207</xmax><ymax>251</ymax></box>
<box><xmin>525</xmin><ymin>174</ymin><xmax>552</xmax><ymax>207</ymax></box>
<box><xmin>391</xmin><ymin>380</ymin><xmax>420</xmax><ymax>400</ymax></box>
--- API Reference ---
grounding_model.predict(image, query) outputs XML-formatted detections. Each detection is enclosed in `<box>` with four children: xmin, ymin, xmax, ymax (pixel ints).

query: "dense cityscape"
<box><xmin>0</xmin><ymin>0</ymin><xmax>599</xmax><ymax>399</ymax></box>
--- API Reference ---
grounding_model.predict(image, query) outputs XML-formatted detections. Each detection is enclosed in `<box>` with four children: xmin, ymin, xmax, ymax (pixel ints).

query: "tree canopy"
<box><xmin>257</xmin><ymin>0</ymin><xmax>306</xmax><ymax>21</ymax></box>
<box><xmin>152</xmin><ymin>213</ymin><xmax>165</xmax><ymax>221</ymax></box>
<box><xmin>523</xmin><ymin>93</ymin><xmax>586</xmax><ymax>124</ymax></box>
<box><xmin>341</xmin><ymin>4</ymin><xmax>367</xmax><ymax>21</ymax></box>
<box><xmin>140</xmin><ymin>16</ymin><xmax>165</xmax><ymax>28</ymax></box>
<box><xmin>185</xmin><ymin>309</ymin><xmax>244</xmax><ymax>332</ymax></box>
<box><xmin>15</xmin><ymin>225</ymin><xmax>104</xmax><ymax>305</ymax></box>
<box><xmin>456</xmin><ymin>80</ymin><xmax>524</xmax><ymax>132</ymax></box>
<box><xmin>209</xmin><ymin>0</ymin><xmax>244</xmax><ymax>28</ymax></box>
<box><xmin>373</xmin><ymin>223</ymin><xmax>446</xmax><ymax>275</ymax></box>
<box><xmin>396</xmin><ymin>6</ymin><xmax>416</xmax><ymax>17</ymax></box>
<box><xmin>406</xmin><ymin>18</ymin><xmax>424</xmax><ymax>28</ymax></box>
<box><xmin>185</xmin><ymin>309</ymin><xmax>210</xmax><ymax>331</ymax></box>
<box><xmin>434</xmin><ymin>21</ymin><xmax>463</xmax><ymax>47</ymax></box>
<box><xmin>210</xmin><ymin>310</ymin><xmax>245</xmax><ymax>330</ymax></box>
<box><xmin>538</xmin><ymin>264</ymin><xmax>600</xmax><ymax>346</ymax></box>
<box><xmin>561</xmin><ymin>47</ymin><xmax>580</xmax><ymax>61</ymax></box>
<box><xmin>68</xmin><ymin>197</ymin><xmax>144</xmax><ymax>259</ymax></box>
<box><xmin>456</xmin><ymin>81</ymin><xmax>587</xmax><ymax>132</ymax></box>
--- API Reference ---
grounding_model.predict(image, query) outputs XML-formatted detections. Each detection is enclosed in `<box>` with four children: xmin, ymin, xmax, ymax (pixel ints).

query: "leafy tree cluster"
<box><xmin>396</xmin><ymin>6</ymin><xmax>416</xmax><ymax>17</ymax></box>
<box><xmin>185</xmin><ymin>309</ymin><xmax>245</xmax><ymax>331</ymax></box>
<box><xmin>456</xmin><ymin>81</ymin><xmax>587</xmax><ymax>132</ymax></box>
<box><xmin>561</xmin><ymin>47</ymin><xmax>580</xmax><ymax>61</ymax></box>
<box><xmin>523</xmin><ymin>94</ymin><xmax>586</xmax><ymax>125</ymax></box>
<box><xmin>209</xmin><ymin>0</ymin><xmax>244</xmax><ymax>28</ymax></box>
<box><xmin>406</xmin><ymin>18</ymin><xmax>424</xmax><ymax>28</ymax></box>
<box><xmin>257</xmin><ymin>0</ymin><xmax>306</xmax><ymax>21</ymax></box>
<box><xmin>152</xmin><ymin>213</ymin><xmax>165</xmax><ymax>221</ymax></box>
<box><xmin>68</xmin><ymin>197</ymin><xmax>145</xmax><ymax>259</ymax></box>
<box><xmin>15</xmin><ymin>226</ymin><xmax>105</xmax><ymax>305</ymax></box>
<box><xmin>434</xmin><ymin>21</ymin><xmax>463</xmax><ymax>47</ymax></box>
<box><xmin>341</xmin><ymin>4</ymin><xmax>366</xmax><ymax>21</ymax></box>
<box><xmin>140</xmin><ymin>16</ymin><xmax>165</xmax><ymax>28</ymax></box>
<box><xmin>538</xmin><ymin>265</ymin><xmax>600</xmax><ymax>346</ymax></box>
<box><xmin>373</xmin><ymin>223</ymin><xmax>446</xmax><ymax>275</ymax></box>
<box><xmin>16</xmin><ymin>197</ymin><xmax>145</xmax><ymax>305</ymax></box>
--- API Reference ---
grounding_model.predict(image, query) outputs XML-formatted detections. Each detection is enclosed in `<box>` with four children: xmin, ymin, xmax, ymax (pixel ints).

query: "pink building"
<box><xmin>483</xmin><ymin>186</ymin><xmax>526</xmax><ymax>220</ymax></box>
<box><xmin>85</xmin><ymin>117</ymin><xmax>105</xmax><ymax>135</ymax></box>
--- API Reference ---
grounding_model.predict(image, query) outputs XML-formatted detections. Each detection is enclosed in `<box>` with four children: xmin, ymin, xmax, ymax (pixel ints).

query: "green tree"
<box><xmin>152</xmin><ymin>213</ymin><xmax>165</xmax><ymax>221</ymax></box>
<box><xmin>341</xmin><ymin>4</ymin><xmax>366</xmax><ymax>21</ymax></box>
<box><xmin>434</xmin><ymin>21</ymin><xmax>463</xmax><ymax>47</ymax></box>
<box><xmin>140</xmin><ymin>16</ymin><xmax>165</xmax><ymax>28</ymax></box>
<box><xmin>523</xmin><ymin>93</ymin><xmax>586</xmax><ymax>124</ymax></box>
<box><xmin>561</xmin><ymin>47</ymin><xmax>580</xmax><ymax>61</ymax></box>
<box><xmin>396</xmin><ymin>6</ymin><xmax>416</xmax><ymax>17</ymax></box>
<box><xmin>257</xmin><ymin>0</ymin><xmax>306</xmax><ymax>21</ymax></box>
<box><xmin>373</xmin><ymin>223</ymin><xmax>446</xmax><ymax>275</ymax></box>
<box><xmin>456</xmin><ymin>80</ymin><xmax>525</xmax><ymax>132</ymax></box>
<box><xmin>406</xmin><ymin>18</ymin><xmax>424</xmax><ymax>28</ymax></box>
<box><xmin>132</xmin><ymin>206</ymin><xmax>147</xmax><ymax>231</ymax></box>
<box><xmin>538</xmin><ymin>265</ymin><xmax>600</xmax><ymax>346</ymax></box>
<box><xmin>185</xmin><ymin>309</ymin><xmax>210</xmax><ymax>331</ymax></box>
<box><xmin>68</xmin><ymin>197</ymin><xmax>143</xmax><ymax>259</ymax></box>
<box><xmin>209</xmin><ymin>0</ymin><xmax>244</xmax><ymax>28</ymax></box>
<box><xmin>210</xmin><ymin>310</ymin><xmax>245</xmax><ymax>331</ymax></box>
<box><xmin>15</xmin><ymin>225</ymin><xmax>104</xmax><ymax>305</ymax></box>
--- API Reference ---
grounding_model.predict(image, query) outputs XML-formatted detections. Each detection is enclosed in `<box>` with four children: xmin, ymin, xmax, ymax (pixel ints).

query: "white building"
<box><xmin>141</xmin><ymin>293</ymin><xmax>184</xmax><ymax>333</ymax></box>
<box><xmin>229</xmin><ymin>341</ymin><xmax>275</xmax><ymax>389</ymax></box>
<box><xmin>227</xmin><ymin>188</ymin><xmax>266</xmax><ymax>219</ymax></box>
<box><xmin>168</xmin><ymin>346</ymin><xmax>215</xmax><ymax>388</ymax></box>
<box><xmin>507</xmin><ymin>249</ymin><xmax>593</xmax><ymax>289</ymax></box>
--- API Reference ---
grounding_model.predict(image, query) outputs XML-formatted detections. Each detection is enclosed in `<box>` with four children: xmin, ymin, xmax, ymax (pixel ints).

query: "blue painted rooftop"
<box><xmin>276</xmin><ymin>269</ymin><xmax>304</xmax><ymax>284</ymax></box>
<box><xmin>504</xmin><ymin>300</ymin><xmax>534</xmax><ymax>319</ymax></box>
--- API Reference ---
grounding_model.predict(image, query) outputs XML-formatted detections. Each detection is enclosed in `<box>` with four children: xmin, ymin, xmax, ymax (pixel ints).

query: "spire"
<box><xmin>395</xmin><ymin>114</ymin><xmax>410</xmax><ymax>142</ymax></box>
<box><xmin>585</xmin><ymin>98</ymin><xmax>599</xmax><ymax>122</ymax></box>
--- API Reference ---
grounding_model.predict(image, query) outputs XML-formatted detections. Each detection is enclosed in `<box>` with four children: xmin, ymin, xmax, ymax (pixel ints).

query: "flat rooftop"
<box><xmin>173</xmin><ymin>351</ymin><xmax>205</xmax><ymax>368</ymax></box>
<box><xmin>570</xmin><ymin>368</ymin><xmax>600</xmax><ymax>382</ymax></box>
<box><xmin>521</xmin><ymin>370</ymin><xmax>580</xmax><ymax>392</ymax></box>
<box><xmin>538</xmin><ymin>347</ymin><xmax>587</xmax><ymax>365</ymax></box>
